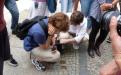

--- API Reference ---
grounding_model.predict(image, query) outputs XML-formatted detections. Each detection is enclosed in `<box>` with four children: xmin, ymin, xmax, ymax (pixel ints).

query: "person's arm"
<box><xmin>109</xmin><ymin>16</ymin><xmax>121</xmax><ymax>69</ymax></box>
<box><xmin>112</xmin><ymin>0</ymin><xmax>119</xmax><ymax>7</ymax></box>
<box><xmin>100</xmin><ymin>0</ymin><xmax>119</xmax><ymax>11</ymax></box>
<box><xmin>60</xmin><ymin>18</ymin><xmax>87</xmax><ymax>44</ymax></box>
<box><xmin>60</xmin><ymin>38</ymin><xmax>77</xmax><ymax>44</ymax></box>
<box><xmin>73</xmin><ymin>0</ymin><xmax>79</xmax><ymax>12</ymax></box>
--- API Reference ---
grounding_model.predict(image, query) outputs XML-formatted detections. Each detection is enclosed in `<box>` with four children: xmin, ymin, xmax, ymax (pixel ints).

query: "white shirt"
<box><xmin>69</xmin><ymin>17</ymin><xmax>88</xmax><ymax>43</ymax></box>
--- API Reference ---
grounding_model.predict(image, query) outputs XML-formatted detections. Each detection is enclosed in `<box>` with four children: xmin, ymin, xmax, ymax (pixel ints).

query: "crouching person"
<box><xmin>23</xmin><ymin>12</ymin><xmax>69</xmax><ymax>71</ymax></box>
<box><xmin>59</xmin><ymin>11</ymin><xmax>89</xmax><ymax>49</ymax></box>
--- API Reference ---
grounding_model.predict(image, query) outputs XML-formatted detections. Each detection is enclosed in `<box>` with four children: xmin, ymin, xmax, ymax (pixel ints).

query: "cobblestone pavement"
<box><xmin>87</xmin><ymin>40</ymin><xmax>113</xmax><ymax>75</ymax></box>
<box><xmin>3</xmin><ymin>0</ymin><xmax>114</xmax><ymax>75</ymax></box>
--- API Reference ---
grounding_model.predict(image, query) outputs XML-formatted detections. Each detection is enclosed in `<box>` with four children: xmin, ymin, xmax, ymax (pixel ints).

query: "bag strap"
<box><xmin>38</xmin><ymin>20</ymin><xmax>48</xmax><ymax>40</ymax></box>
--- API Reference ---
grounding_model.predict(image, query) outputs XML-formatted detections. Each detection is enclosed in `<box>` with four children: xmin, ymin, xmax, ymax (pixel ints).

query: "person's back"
<box><xmin>24</xmin><ymin>18</ymin><xmax>48</xmax><ymax>51</ymax></box>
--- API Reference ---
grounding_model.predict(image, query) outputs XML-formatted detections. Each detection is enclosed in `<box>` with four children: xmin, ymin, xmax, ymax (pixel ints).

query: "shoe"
<box><xmin>12</xmin><ymin>30</ymin><xmax>16</xmax><ymax>35</ymax></box>
<box><xmin>73</xmin><ymin>43</ymin><xmax>79</xmax><ymax>49</ymax></box>
<box><xmin>87</xmin><ymin>49</ymin><xmax>95</xmax><ymax>58</ymax></box>
<box><xmin>94</xmin><ymin>47</ymin><xmax>101</xmax><ymax>57</ymax></box>
<box><xmin>8</xmin><ymin>57</ymin><xmax>18</xmax><ymax>67</ymax></box>
<box><xmin>31</xmin><ymin>59</ymin><xmax>46</xmax><ymax>71</ymax></box>
<box><xmin>106</xmin><ymin>38</ymin><xmax>111</xmax><ymax>43</ymax></box>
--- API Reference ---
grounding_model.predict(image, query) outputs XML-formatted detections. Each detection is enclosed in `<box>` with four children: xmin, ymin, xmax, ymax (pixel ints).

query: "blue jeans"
<box><xmin>5</xmin><ymin>0</ymin><xmax>19</xmax><ymax>30</ymax></box>
<box><xmin>80</xmin><ymin>0</ymin><xmax>93</xmax><ymax>29</ymax></box>
<box><xmin>61</xmin><ymin>0</ymin><xmax>73</xmax><ymax>13</ymax></box>
<box><xmin>80</xmin><ymin>0</ymin><xmax>93</xmax><ymax>17</ymax></box>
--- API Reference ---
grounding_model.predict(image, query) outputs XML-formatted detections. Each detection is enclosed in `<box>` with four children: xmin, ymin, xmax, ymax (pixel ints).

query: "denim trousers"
<box><xmin>80</xmin><ymin>0</ymin><xmax>93</xmax><ymax>29</ymax></box>
<box><xmin>61</xmin><ymin>0</ymin><xmax>73</xmax><ymax>13</ymax></box>
<box><xmin>5</xmin><ymin>0</ymin><xmax>19</xmax><ymax>30</ymax></box>
<box><xmin>80</xmin><ymin>0</ymin><xmax>92</xmax><ymax>17</ymax></box>
<box><xmin>28</xmin><ymin>1</ymin><xmax>48</xmax><ymax>19</ymax></box>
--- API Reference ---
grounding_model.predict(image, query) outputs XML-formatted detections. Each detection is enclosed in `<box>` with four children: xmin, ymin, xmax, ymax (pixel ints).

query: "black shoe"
<box><xmin>8</xmin><ymin>57</ymin><xmax>18</xmax><ymax>67</ymax></box>
<box><xmin>106</xmin><ymin>38</ymin><xmax>111</xmax><ymax>43</ymax></box>
<box><xmin>12</xmin><ymin>30</ymin><xmax>16</xmax><ymax>35</ymax></box>
<box><xmin>94</xmin><ymin>47</ymin><xmax>101</xmax><ymax>57</ymax></box>
<box><xmin>87</xmin><ymin>49</ymin><xmax>95</xmax><ymax>58</ymax></box>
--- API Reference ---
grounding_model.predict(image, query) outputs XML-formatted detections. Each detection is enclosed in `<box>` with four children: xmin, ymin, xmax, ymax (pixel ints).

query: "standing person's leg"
<box><xmin>4</xmin><ymin>0</ymin><xmax>19</xmax><ymax>30</ymax></box>
<box><xmin>80</xmin><ymin>0</ymin><xmax>93</xmax><ymax>29</ymax></box>
<box><xmin>80</xmin><ymin>0</ymin><xmax>92</xmax><ymax>29</ymax></box>
<box><xmin>61</xmin><ymin>0</ymin><xmax>68</xmax><ymax>13</ymax></box>
<box><xmin>0</xmin><ymin>28</ymin><xmax>8</xmax><ymax>75</ymax></box>
<box><xmin>36</xmin><ymin>2</ymin><xmax>47</xmax><ymax>16</ymax></box>
<box><xmin>0</xmin><ymin>58</ymin><xmax>3</xmax><ymax>75</ymax></box>
<box><xmin>30</xmin><ymin>1</ymin><xmax>47</xmax><ymax>18</ymax></box>
<box><xmin>94</xmin><ymin>29</ymin><xmax>109</xmax><ymax>57</ymax></box>
<box><xmin>67</xmin><ymin>0</ymin><xmax>73</xmax><ymax>12</ymax></box>
<box><xmin>88</xmin><ymin>17</ymin><xmax>100</xmax><ymax>58</ymax></box>
<box><xmin>3</xmin><ymin>27</ymin><xmax>18</xmax><ymax>67</ymax></box>
<box><xmin>80</xmin><ymin>0</ymin><xmax>92</xmax><ymax>17</ymax></box>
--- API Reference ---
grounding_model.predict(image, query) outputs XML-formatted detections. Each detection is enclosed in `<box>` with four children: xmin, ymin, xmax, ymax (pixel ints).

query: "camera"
<box><xmin>51</xmin><ymin>39</ymin><xmax>63</xmax><ymax>54</ymax></box>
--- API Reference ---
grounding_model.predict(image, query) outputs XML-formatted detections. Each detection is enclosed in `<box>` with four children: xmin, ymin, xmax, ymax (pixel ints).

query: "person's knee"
<box><xmin>51</xmin><ymin>51</ymin><xmax>60</xmax><ymax>62</ymax></box>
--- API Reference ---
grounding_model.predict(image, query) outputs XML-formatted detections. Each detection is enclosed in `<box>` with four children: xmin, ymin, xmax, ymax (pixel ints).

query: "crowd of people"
<box><xmin>0</xmin><ymin>0</ymin><xmax>121</xmax><ymax>75</ymax></box>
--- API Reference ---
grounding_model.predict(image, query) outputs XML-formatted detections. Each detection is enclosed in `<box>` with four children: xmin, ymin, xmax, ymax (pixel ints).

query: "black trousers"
<box><xmin>88</xmin><ymin>17</ymin><xmax>109</xmax><ymax>50</ymax></box>
<box><xmin>0</xmin><ymin>58</ymin><xmax>3</xmax><ymax>75</ymax></box>
<box><xmin>0</xmin><ymin>27</ymin><xmax>11</xmax><ymax>75</ymax></box>
<box><xmin>0</xmin><ymin>27</ymin><xmax>10</xmax><ymax>60</ymax></box>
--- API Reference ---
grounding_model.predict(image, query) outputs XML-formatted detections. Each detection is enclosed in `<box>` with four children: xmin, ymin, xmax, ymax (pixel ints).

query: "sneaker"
<box><xmin>73</xmin><ymin>43</ymin><xmax>79</xmax><ymax>49</ymax></box>
<box><xmin>31</xmin><ymin>59</ymin><xmax>46</xmax><ymax>71</ymax></box>
<box><xmin>8</xmin><ymin>57</ymin><xmax>18</xmax><ymax>67</ymax></box>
